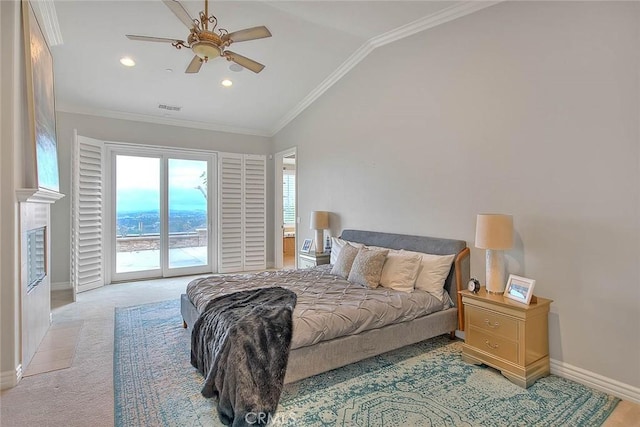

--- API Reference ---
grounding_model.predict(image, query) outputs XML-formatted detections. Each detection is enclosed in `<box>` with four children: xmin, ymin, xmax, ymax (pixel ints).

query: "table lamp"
<box><xmin>475</xmin><ymin>213</ymin><xmax>513</xmax><ymax>293</ymax></box>
<box><xmin>310</xmin><ymin>211</ymin><xmax>329</xmax><ymax>253</ymax></box>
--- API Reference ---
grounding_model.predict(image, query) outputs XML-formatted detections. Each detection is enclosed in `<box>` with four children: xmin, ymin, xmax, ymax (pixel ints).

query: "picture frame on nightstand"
<box><xmin>504</xmin><ymin>274</ymin><xmax>536</xmax><ymax>304</ymax></box>
<box><xmin>300</xmin><ymin>239</ymin><xmax>312</xmax><ymax>253</ymax></box>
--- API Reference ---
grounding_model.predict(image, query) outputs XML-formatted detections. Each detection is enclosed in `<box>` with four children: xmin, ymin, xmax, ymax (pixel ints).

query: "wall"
<box><xmin>273</xmin><ymin>2</ymin><xmax>640</xmax><ymax>389</ymax></box>
<box><xmin>1</xmin><ymin>0</ymin><xmax>28</xmax><ymax>388</ymax></box>
<box><xmin>51</xmin><ymin>112</ymin><xmax>274</xmax><ymax>285</ymax></box>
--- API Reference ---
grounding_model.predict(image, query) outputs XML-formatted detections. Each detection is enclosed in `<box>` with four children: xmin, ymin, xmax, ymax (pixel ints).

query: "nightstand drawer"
<box><xmin>467</xmin><ymin>328</ymin><xmax>518</xmax><ymax>363</ymax></box>
<box><xmin>467</xmin><ymin>306</ymin><xmax>518</xmax><ymax>340</ymax></box>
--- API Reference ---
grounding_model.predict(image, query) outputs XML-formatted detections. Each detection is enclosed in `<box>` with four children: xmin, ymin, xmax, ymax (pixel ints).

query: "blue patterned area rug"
<box><xmin>114</xmin><ymin>299</ymin><xmax>619</xmax><ymax>426</ymax></box>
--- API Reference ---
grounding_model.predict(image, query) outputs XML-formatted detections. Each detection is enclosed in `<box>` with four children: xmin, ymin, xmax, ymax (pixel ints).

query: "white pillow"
<box><xmin>330</xmin><ymin>237</ymin><xmax>363</xmax><ymax>265</ymax></box>
<box><xmin>379</xmin><ymin>251</ymin><xmax>422</xmax><ymax>293</ymax></box>
<box><xmin>403</xmin><ymin>250</ymin><xmax>455</xmax><ymax>302</ymax></box>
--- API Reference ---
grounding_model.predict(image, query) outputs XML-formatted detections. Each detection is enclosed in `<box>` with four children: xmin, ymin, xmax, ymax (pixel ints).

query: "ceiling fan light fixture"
<box><xmin>192</xmin><ymin>41</ymin><xmax>220</xmax><ymax>61</ymax></box>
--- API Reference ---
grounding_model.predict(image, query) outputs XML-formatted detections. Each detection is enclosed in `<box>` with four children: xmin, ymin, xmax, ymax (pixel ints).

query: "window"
<box><xmin>283</xmin><ymin>170</ymin><xmax>295</xmax><ymax>225</ymax></box>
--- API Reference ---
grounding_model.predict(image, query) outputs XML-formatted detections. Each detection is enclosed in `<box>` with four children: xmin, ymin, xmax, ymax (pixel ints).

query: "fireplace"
<box><xmin>26</xmin><ymin>226</ymin><xmax>46</xmax><ymax>292</ymax></box>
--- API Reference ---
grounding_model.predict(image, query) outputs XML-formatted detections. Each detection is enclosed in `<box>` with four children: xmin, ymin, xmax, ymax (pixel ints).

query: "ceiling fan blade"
<box><xmin>126</xmin><ymin>34</ymin><xmax>184</xmax><ymax>44</ymax></box>
<box><xmin>162</xmin><ymin>0</ymin><xmax>195</xmax><ymax>29</ymax></box>
<box><xmin>185</xmin><ymin>55</ymin><xmax>203</xmax><ymax>73</ymax></box>
<box><xmin>223</xmin><ymin>51</ymin><xmax>265</xmax><ymax>74</ymax></box>
<box><xmin>222</xmin><ymin>26</ymin><xmax>272</xmax><ymax>44</ymax></box>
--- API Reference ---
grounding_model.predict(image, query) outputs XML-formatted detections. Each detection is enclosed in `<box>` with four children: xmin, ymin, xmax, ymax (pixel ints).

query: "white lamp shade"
<box><xmin>310</xmin><ymin>211</ymin><xmax>329</xmax><ymax>230</ymax></box>
<box><xmin>475</xmin><ymin>214</ymin><xmax>513</xmax><ymax>250</ymax></box>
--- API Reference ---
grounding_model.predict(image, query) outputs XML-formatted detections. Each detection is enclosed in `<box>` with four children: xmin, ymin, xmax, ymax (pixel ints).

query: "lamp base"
<box><xmin>314</xmin><ymin>229</ymin><xmax>324</xmax><ymax>254</ymax></box>
<box><xmin>485</xmin><ymin>249</ymin><xmax>506</xmax><ymax>293</ymax></box>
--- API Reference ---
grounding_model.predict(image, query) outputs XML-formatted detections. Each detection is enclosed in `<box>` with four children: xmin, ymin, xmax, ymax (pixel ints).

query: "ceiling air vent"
<box><xmin>158</xmin><ymin>104</ymin><xmax>181</xmax><ymax>112</ymax></box>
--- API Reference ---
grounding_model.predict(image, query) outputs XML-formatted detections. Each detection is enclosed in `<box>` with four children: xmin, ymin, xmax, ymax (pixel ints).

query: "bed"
<box><xmin>181</xmin><ymin>229</ymin><xmax>470</xmax><ymax>384</ymax></box>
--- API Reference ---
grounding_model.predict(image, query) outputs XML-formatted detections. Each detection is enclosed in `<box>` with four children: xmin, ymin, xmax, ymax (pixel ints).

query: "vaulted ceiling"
<box><xmin>45</xmin><ymin>1</ymin><xmax>496</xmax><ymax>136</ymax></box>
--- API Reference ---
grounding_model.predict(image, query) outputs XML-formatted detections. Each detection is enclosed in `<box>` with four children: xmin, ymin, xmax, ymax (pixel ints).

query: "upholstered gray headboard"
<box><xmin>340</xmin><ymin>230</ymin><xmax>470</xmax><ymax>311</ymax></box>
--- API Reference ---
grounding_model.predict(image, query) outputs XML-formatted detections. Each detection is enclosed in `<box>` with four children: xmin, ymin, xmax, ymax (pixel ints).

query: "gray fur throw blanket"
<box><xmin>190</xmin><ymin>287</ymin><xmax>297</xmax><ymax>427</ymax></box>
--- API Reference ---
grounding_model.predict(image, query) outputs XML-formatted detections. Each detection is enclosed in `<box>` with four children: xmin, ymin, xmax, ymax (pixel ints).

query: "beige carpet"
<box><xmin>0</xmin><ymin>276</ymin><xmax>199</xmax><ymax>427</ymax></box>
<box><xmin>0</xmin><ymin>276</ymin><xmax>638</xmax><ymax>427</ymax></box>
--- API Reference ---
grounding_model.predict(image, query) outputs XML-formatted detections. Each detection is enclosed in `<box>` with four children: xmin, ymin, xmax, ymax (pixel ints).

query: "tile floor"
<box><xmin>23</xmin><ymin>321</ymin><xmax>82</xmax><ymax>376</ymax></box>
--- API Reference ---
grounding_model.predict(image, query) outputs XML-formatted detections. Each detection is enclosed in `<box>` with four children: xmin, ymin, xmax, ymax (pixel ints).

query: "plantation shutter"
<box><xmin>71</xmin><ymin>134</ymin><xmax>104</xmax><ymax>293</ymax></box>
<box><xmin>243</xmin><ymin>155</ymin><xmax>266</xmax><ymax>270</ymax></box>
<box><xmin>218</xmin><ymin>154</ymin><xmax>243</xmax><ymax>272</ymax></box>
<box><xmin>282</xmin><ymin>170</ymin><xmax>296</xmax><ymax>225</ymax></box>
<box><xmin>218</xmin><ymin>153</ymin><xmax>266</xmax><ymax>273</ymax></box>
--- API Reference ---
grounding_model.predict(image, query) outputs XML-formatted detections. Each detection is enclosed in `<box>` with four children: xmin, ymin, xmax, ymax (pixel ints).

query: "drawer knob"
<box><xmin>485</xmin><ymin>340</ymin><xmax>499</xmax><ymax>350</ymax></box>
<box><xmin>484</xmin><ymin>319</ymin><xmax>500</xmax><ymax>328</ymax></box>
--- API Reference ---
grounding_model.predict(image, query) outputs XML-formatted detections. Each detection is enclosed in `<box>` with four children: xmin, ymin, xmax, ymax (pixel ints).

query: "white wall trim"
<box><xmin>16</xmin><ymin>188</ymin><xmax>65</xmax><ymax>203</ymax></box>
<box><xmin>56</xmin><ymin>104</ymin><xmax>271</xmax><ymax>138</ymax></box>
<box><xmin>551</xmin><ymin>358</ymin><xmax>640</xmax><ymax>404</ymax></box>
<box><xmin>369</xmin><ymin>1</ymin><xmax>501</xmax><ymax>49</ymax></box>
<box><xmin>0</xmin><ymin>364</ymin><xmax>22</xmax><ymax>390</ymax></box>
<box><xmin>269</xmin><ymin>1</ymin><xmax>501</xmax><ymax>136</ymax></box>
<box><xmin>31</xmin><ymin>0</ymin><xmax>63</xmax><ymax>47</ymax></box>
<box><xmin>51</xmin><ymin>281</ymin><xmax>71</xmax><ymax>291</ymax></box>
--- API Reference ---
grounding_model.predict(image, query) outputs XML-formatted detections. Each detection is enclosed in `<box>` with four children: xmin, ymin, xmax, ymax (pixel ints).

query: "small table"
<box><xmin>298</xmin><ymin>251</ymin><xmax>330</xmax><ymax>269</ymax></box>
<box><xmin>460</xmin><ymin>287</ymin><xmax>552</xmax><ymax>388</ymax></box>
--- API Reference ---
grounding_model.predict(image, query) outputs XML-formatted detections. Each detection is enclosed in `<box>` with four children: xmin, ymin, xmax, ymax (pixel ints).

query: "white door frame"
<box><xmin>273</xmin><ymin>147</ymin><xmax>296</xmax><ymax>269</ymax></box>
<box><xmin>105</xmin><ymin>144</ymin><xmax>217</xmax><ymax>282</ymax></box>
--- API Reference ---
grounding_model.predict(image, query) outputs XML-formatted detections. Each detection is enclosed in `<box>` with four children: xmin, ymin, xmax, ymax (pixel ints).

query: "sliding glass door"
<box><xmin>111</xmin><ymin>151</ymin><xmax>215</xmax><ymax>282</ymax></box>
<box><xmin>114</xmin><ymin>155</ymin><xmax>161</xmax><ymax>275</ymax></box>
<box><xmin>166</xmin><ymin>158</ymin><xmax>209</xmax><ymax>271</ymax></box>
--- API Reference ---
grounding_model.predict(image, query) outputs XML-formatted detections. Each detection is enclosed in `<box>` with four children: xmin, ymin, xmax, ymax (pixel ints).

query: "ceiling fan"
<box><xmin>126</xmin><ymin>0</ymin><xmax>272</xmax><ymax>74</ymax></box>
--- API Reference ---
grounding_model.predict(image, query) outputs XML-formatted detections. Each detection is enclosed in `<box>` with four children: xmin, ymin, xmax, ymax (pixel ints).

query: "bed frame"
<box><xmin>180</xmin><ymin>229</ymin><xmax>470</xmax><ymax>384</ymax></box>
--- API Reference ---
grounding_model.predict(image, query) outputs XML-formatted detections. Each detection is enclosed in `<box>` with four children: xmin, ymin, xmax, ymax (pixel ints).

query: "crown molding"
<box><xmin>270</xmin><ymin>43</ymin><xmax>376</xmax><ymax>136</ymax></box>
<box><xmin>369</xmin><ymin>1</ymin><xmax>502</xmax><ymax>48</ymax></box>
<box><xmin>56</xmin><ymin>105</ymin><xmax>271</xmax><ymax>138</ymax></box>
<box><xmin>269</xmin><ymin>1</ymin><xmax>501</xmax><ymax>136</ymax></box>
<box><xmin>31</xmin><ymin>0</ymin><xmax>63</xmax><ymax>47</ymax></box>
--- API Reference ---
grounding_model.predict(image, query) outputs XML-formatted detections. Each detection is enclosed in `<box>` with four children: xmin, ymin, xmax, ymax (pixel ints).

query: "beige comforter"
<box><xmin>186</xmin><ymin>265</ymin><xmax>447</xmax><ymax>350</ymax></box>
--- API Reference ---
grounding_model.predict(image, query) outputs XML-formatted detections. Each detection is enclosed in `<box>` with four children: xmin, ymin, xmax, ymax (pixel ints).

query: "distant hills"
<box><xmin>117</xmin><ymin>188</ymin><xmax>206</xmax><ymax>213</ymax></box>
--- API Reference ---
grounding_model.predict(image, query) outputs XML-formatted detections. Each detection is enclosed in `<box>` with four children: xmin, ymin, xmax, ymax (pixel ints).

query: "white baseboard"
<box><xmin>0</xmin><ymin>364</ymin><xmax>22</xmax><ymax>390</ymax></box>
<box><xmin>551</xmin><ymin>358</ymin><xmax>640</xmax><ymax>404</ymax></box>
<box><xmin>51</xmin><ymin>281</ymin><xmax>71</xmax><ymax>291</ymax></box>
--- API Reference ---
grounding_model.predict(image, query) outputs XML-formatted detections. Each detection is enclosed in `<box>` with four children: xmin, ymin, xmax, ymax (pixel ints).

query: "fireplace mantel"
<box><xmin>16</xmin><ymin>188</ymin><xmax>65</xmax><ymax>204</ymax></box>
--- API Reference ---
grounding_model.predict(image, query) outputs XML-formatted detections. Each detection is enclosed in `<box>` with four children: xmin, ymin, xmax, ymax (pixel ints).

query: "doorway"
<box><xmin>274</xmin><ymin>148</ymin><xmax>296</xmax><ymax>269</ymax></box>
<box><xmin>110</xmin><ymin>150</ymin><xmax>215</xmax><ymax>282</ymax></box>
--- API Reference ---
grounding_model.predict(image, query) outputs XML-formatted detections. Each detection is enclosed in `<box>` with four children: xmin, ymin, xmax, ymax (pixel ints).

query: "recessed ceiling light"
<box><xmin>221</xmin><ymin>79</ymin><xmax>233</xmax><ymax>87</ymax></box>
<box><xmin>120</xmin><ymin>57</ymin><xmax>135</xmax><ymax>67</ymax></box>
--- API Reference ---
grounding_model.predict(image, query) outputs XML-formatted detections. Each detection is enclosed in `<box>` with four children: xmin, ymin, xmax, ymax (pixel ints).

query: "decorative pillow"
<box><xmin>330</xmin><ymin>243</ymin><xmax>360</xmax><ymax>278</ymax></box>
<box><xmin>330</xmin><ymin>237</ymin><xmax>363</xmax><ymax>265</ymax></box>
<box><xmin>403</xmin><ymin>250</ymin><xmax>456</xmax><ymax>301</ymax></box>
<box><xmin>347</xmin><ymin>247</ymin><xmax>389</xmax><ymax>289</ymax></box>
<box><xmin>379</xmin><ymin>251</ymin><xmax>422</xmax><ymax>293</ymax></box>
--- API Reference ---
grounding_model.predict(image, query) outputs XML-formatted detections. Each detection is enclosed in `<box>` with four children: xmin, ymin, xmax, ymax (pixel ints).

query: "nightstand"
<box><xmin>460</xmin><ymin>288</ymin><xmax>552</xmax><ymax>388</ymax></box>
<box><xmin>298</xmin><ymin>251</ymin><xmax>330</xmax><ymax>269</ymax></box>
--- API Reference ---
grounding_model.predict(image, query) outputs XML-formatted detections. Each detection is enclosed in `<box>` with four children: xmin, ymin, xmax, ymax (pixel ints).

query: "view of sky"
<box><xmin>116</xmin><ymin>155</ymin><xmax>207</xmax><ymax>213</ymax></box>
